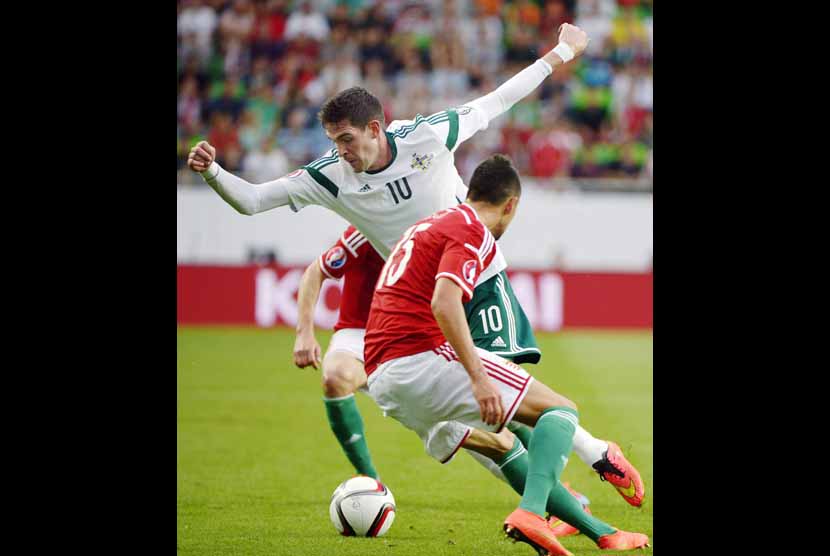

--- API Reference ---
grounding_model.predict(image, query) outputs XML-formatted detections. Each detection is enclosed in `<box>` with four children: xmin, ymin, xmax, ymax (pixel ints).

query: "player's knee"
<box><xmin>321</xmin><ymin>370</ymin><xmax>353</xmax><ymax>398</ymax></box>
<box><xmin>321</xmin><ymin>363</ymin><xmax>360</xmax><ymax>397</ymax></box>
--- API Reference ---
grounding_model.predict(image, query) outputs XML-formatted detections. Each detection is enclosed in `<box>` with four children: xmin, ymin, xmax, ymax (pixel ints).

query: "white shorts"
<box><xmin>367</xmin><ymin>342</ymin><xmax>534</xmax><ymax>454</ymax></box>
<box><xmin>326</xmin><ymin>328</ymin><xmax>365</xmax><ymax>362</ymax></box>
<box><xmin>326</xmin><ymin>329</ymin><xmax>475</xmax><ymax>462</ymax></box>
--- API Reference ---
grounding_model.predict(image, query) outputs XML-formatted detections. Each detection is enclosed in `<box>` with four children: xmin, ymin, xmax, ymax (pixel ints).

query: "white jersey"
<box><xmin>280</xmin><ymin>106</ymin><xmax>506</xmax><ymax>282</ymax></box>
<box><xmin>203</xmin><ymin>60</ymin><xmax>557</xmax><ymax>281</ymax></box>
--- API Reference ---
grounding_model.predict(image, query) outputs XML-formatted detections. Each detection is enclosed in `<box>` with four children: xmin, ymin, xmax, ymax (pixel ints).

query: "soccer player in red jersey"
<box><xmin>363</xmin><ymin>155</ymin><xmax>648</xmax><ymax>555</ymax></box>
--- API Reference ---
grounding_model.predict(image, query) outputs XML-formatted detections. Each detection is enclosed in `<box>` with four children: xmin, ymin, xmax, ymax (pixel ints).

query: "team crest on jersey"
<box><xmin>326</xmin><ymin>246</ymin><xmax>347</xmax><ymax>269</ymax></box>
<box><xmin>455</xmin><ymin>105</ymin><xmax>472</xmax><ymax>115</ymax></box>
<box><xmin>411</xmin><ymin>152</ymin><xmax>434</xmax><ymax>171</ymax></box>
<box><xmin>463</xmin><ymin>260</ymin><xmax>477</xmax><ymax>285</ymax></box>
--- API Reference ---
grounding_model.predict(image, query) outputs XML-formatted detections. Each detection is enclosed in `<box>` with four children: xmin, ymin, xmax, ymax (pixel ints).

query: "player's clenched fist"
<box><xmin>187</xmin><ymin>140</ymin><xmax>216</xmax><ymax>173</ymax></box>
<box><xmin>558</xmin><ymin>23</ymin><xmax>589</xmax><ymax>57</ymax></box>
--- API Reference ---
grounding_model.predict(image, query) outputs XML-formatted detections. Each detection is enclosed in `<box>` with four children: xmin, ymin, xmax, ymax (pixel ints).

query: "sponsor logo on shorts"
<box><xmin>326</xmin><ymin>246</ymin><xmax>347</xmax><ymax>269</ymax></box>
<box><xmin>463</xmin><ymin>260</ymin><xmax>477</xmax><ymax>285</ymax></box>
<box><xmin>455</xmin><ymin>106</ymin><xmax>473</xmax><ymax>115</ymax></box>
<box><xmin>490</xmin><ymin>337</ymin><xmax>507</xmax><ymax>348</ymax></box>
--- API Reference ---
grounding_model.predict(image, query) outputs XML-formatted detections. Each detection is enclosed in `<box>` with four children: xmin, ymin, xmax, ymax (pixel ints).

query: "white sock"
<box><xmin>571</xmin><ymin>426</ymin><xmax>608</xmax><ymax>467</ymax></box>
<box><xmin>464</xmin><ymin>448</ymin><xmax>508</xmax><ymax>483</ymax></box>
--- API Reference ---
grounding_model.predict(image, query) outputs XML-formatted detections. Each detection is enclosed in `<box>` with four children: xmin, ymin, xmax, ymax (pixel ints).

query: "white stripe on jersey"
<box><xmin>458</xmin><ymin>204</ymin><xmax>494</xmax><ymax>264</ymax></box>
<box><xmin>341</xmin><ymin>229</ymin><xmax>368</xmax><ymax>257</ymax></box>
<box><xmin>448</xmin><ymin>205</ymin><xmax>471</xmax><ymax>225</ymax></box>
<box><xmin>464</xmin><ymin>242</ymin><xmax>484</xmax><ymax>267</ymax></box>
<box><xmin>342</xmin><ymin>228</ymin><xmax>361</xmax><ymax>245</ymax></box>
<box><xmin>435</xmin><ymin>271</ymin><xmax>473</xmax><ymax>299</ymax></box>
<box><xmin>480</xmin><ymin>231</ymin><xmax>495</xmax><ymax>262</ymax></box>
<box><xmin>463</xmin><ymin>228</ymin><xmax>494</xmax><ymax>269</ymax></box>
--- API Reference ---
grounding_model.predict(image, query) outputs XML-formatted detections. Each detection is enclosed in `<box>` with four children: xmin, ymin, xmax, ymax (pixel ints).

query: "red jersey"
<box><xmin>318</xmin><ymin>226</ymin><xmax>385</xmax><ymax>331</ymax></box>
<box><xmin>364</xmin><ymin>204</ymin><xmax>497</xmax><ymax>375</ymax></box>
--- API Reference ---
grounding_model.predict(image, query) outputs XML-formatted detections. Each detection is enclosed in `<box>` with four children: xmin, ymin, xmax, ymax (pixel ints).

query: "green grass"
<box><xmin>178</xmin><ymin>327</ymin><xmax>653</xmax><ymax>555</ymax></box>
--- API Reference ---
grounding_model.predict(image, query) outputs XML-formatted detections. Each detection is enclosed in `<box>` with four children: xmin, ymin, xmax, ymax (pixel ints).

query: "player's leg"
<box><xmin>422</xmin><ymin>421</ymin><xmax>513</xmax><ymax>483</ymax></box>
<box><xmin>391</xmin><ymin>349</ymin><xmax>627</xmax><ymax>551</ymax></box>
<box><xmin>507</xmin><ymin>371</ymin><xmax>647</xmax><ymax>550</ymax></box>
<box><xmin>469</xmin><ymin>270</ymin><xmax>644</xmax><ymax>507</ymax></box>
<box><xmin>321</xmin><ymin>329</ymin><xmax>379</xmax><ymax>480</ymax></box>
<box><xmin>461</xmin><ymin>429</ymin><xmax>593</xmax><ymax>536</ymax></box>
<box><xmin>424</xmin><ymin>421</ymin><xmax>591</xmax><ymax>533</ymax></box>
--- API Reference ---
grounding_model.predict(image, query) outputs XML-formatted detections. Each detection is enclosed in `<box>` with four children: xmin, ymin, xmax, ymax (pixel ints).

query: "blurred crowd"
<box><xmin>177</xmin><ymin>0</ymin><xmax>653</xmax><ymax>186</ymax></box>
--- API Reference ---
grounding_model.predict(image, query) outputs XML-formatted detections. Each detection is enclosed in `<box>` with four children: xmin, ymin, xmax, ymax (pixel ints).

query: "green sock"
<box><xmin>495</xmin><ymin>435</ymin><xmax>615</xmax><ymax>541</ymax></box>
<box><xmin>546</xmin><ymin>482</ymin><xmax>616</xmax><ymax>542</ymax></box>
<box><xmin>324</xmin><ymin>395</ymin><xmax>378</xmax><ymax>479</ymax></box>
<box><xmin>518</xmin><ymin>407</ymin><xmax>579</xmax><ymax>516</ymax></box>
<box><xmin>494</xmin><ymin>436</ymin><xmax>530</xmax><ymax>494</ymax></box>
<box><xmin>506</xmin><ymin>421</ymin><xmax>533</xmax><ymax>449</ymax></box>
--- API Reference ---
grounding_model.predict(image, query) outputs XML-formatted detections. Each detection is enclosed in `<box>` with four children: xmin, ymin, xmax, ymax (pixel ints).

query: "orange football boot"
<box><xmin>504</xmin><ymin>508</ymin><xmax>574</xmax><ymax>556</ymax></box>
<box><xmin>597</xmin><ymin>529</ymin><xmax>650</xmax><ymax>550</ymax></box>
<box><xmin>592</xmin><ymin>441</ymin><xmax>645</xmax><ymax>507</ymax></box>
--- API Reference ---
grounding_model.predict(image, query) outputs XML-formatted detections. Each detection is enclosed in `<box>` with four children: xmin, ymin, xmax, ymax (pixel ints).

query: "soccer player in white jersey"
<box><xmin>188</xmin><ymin>23</ymin><xmax>643</xmax><ymax>507</ymax></box>
<box><xmin>362</xmin><ymin>154</ymin><xmax>648</xmax><ymax>554</ymax></box>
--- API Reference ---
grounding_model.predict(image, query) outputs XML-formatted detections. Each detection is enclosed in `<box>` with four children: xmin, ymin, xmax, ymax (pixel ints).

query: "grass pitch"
<box><xmin>178</xmin><ymin>327</ymin><xmax>653</xmax><ymax>555</ymax></box>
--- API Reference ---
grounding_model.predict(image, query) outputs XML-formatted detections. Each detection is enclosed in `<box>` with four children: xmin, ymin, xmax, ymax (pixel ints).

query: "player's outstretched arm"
<box><xmin>465</xmin><ymin>23</ymin><xmax>589</xmax><ymax>124</ymax></box>
<box><xmin>432</xmin><ymin>278</ymin><xmax>504</xmax><ymax>426</ymax></box>
<box><xmin>187</xmin><ymin>140</ymin><xmax>292</xmax><ymax>215</ymax></box>
<box><xmin>293</xmin><ymin>260</ymin><xmax>325</xmax><ymax>370</ymax></box>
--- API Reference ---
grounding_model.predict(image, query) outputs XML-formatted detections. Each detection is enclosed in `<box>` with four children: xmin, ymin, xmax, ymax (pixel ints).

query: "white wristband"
<box><xmin>552</xmin><ymin>42</ymin><xmax>575</xmax><ymax>63</ymax></box>
<box><xmin>201</xmin><ymin>161</ymin><xmax>220</xmax><ymax>180</ymax></box>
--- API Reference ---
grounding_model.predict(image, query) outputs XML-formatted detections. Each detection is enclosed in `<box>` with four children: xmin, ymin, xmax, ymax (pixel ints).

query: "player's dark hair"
<box><xmin>466</xmin><ymin>154</ymin><xmax>521</xmax><ymax>205</ymax></box>
<box><xmin>318</xmin><ymin>87</ymin><xmax>385</xmax><ymax>129</ymax></box>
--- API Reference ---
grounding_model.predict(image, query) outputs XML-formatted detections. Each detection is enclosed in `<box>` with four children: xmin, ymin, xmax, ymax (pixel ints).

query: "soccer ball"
<box><xmin>329</xmin><ymin>476</ymin><xmax>396</xmax><ymax>537</ymax></box>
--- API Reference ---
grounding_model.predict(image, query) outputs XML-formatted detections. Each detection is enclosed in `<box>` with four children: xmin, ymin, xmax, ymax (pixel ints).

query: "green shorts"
<box><xmin>465</xmin><ymin>271</ymin><xmax>541</xmax><ymax>365</ymax></box>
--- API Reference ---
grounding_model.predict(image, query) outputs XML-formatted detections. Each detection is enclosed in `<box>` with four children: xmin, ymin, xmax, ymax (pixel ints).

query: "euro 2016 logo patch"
<box><xmin>326</xmin><ymin>246</ymin><xmax>347</xmax><ymax>269</ymax></box>
<box><xmin>463</xmin><ymin>260</ymin><xmax>477</xmax><ymax>285</ymax></box>
<box><xmin>411</xmin><ymin>152</ymin><xmax>434</xmax><ymax>171</ymax></box>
